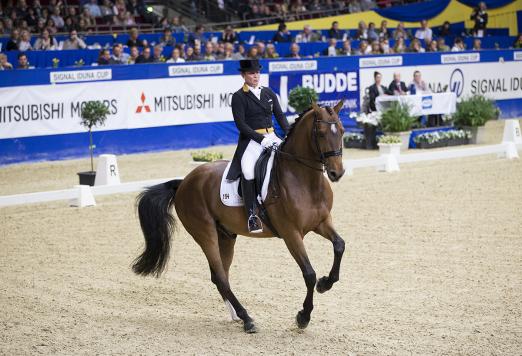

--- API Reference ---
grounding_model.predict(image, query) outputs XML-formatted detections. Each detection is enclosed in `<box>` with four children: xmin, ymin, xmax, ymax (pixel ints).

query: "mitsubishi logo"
<box><xmin>136</xmin><ymin>92</ymin><xmax>151</xmax><ymax>113</ymax></box>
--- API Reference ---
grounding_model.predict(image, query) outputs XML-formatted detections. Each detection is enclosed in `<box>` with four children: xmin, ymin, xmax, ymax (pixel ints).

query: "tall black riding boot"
<box><xmin>241</xmin><ymin>178</ymin><xmax>263</xmax><ymax>233</ymax></box>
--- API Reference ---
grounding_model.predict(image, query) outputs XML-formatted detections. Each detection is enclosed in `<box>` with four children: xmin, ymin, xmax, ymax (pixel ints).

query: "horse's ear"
<box><xmin>311</xmin><ymin>101</ymin><xmax>320</xmax><ymax>113</ymax></box>
<box><xmin>334</xmin><ymin>99</ymin><xmax>344</xmax><ymax>114</ymax></box>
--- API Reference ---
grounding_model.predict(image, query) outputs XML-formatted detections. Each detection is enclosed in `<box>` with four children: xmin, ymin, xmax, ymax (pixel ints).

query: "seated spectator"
<box><xmin>100</xmin><ymin>0</ymin><xmax>115</xmax><ymax>23</ymax></box>
<box><xmin>124</xmin><ymin>12</ymin><xmax>136</xmax><ymax>26</ymax></box>
<box><xmin>393</xmin><ymin>37</ymin><xmax>407</xmax><ymax>53</ymax></box>
<box><xmin>255</xmin><ymin>42</ymin><xmax>266</xmax><ymax>57</ymax></box>
<box><xmin>33</xmin><ymin>28</ymin><xmax>58</xmax><ymax>50</ymax></box>
<box><xmin>185</xmin><ymin>47</ymin><xmax>195</xmax><ymax>61</ymax></box>
<box><xmin>369</xmin><ymin>40</ymin><xmax>381</xmax><ymax>54</ymax></box>
<box><xmin>437</xmin><ymin>37</ymin><xmax>450</xmax><ymax>52</ymax></box>
<box><xmin>354</xmin><ymin>21</ymin><xmax>368</xmax><ymax>40</ymax></box>
<box><xmin>80</xmin><ymin>8</ymin><xmax>96</xmax><ymax>29</ymax></box>
<box><xmin>296</xmin><ymin>25</ymin><xmax>321</xmax><ymax>43</ymax></box>
<box><xmin>389</xmin><ymin>72</ymin><xmax>408</xmax><ymax>95</ymax></box>
<box><xmin>192</xmin><ymin>45</ymin><xmax>203</xmax><ymax>61</ymax></box>
<box><xmin>188</xmin><ymin>24</ymin><xmax>207</xmax><ymax>46</ymax></box>
<box><xmin>18</xmin><ymin>30</ymin><xmax>32</xmax><ymax>51</ymax></box>
<box><xmin>323</xmin><ymin>38</ymin><xmax>339</xmax><ymax>56</ymax></box>
<box><xmin>6</xmin><ymin>29</ymin><xmax>20</xmax><ymax>51</ymax></box>
<box><xmin>286</xmin><ymin>43</ymin><xmax>301</xmax><ymax>59</ymax></box>
<box><xmin>78</xmin><ymin>18</ymin><xmax>93</xmax><ymax>34</ymax></box>
<box><xmin>367</xmin><ymin>22</ymin><xmax>379</xmax><ymax>42</ymax></box>
<box><xmin>221</xmin><ymin>43</ymin><xmax>234</xmax><ymax>60</ymax></box>
<box><xmin>170</xmin><ymin>16</ymin><xmax>188</xmax><ymax>34</ymax></box>
<box><xmin>0</xmin><ymin>53</ymin><xmax>14</xmax><ymax>70</ymax></box>
<box><xmin>62</xmin><ymin>30</ymin><xmax>87</xmax><ymax>50</ymax></box>
<box><xmin>472</xmin><ymin>38</ymin><xmax>482</xmax><ymax>50</ymax></box>
<box><xmin>113</xmin><ymin>0</ymin><xmax>127</xmax><ymax>16</ymax></box>
<box><xmin>393</xmin><ymin>22</ymin><xmax>410</xmax><ymax>40</ymax></box>
<box><xmin>415</xmin><ymin>20</ymin><xmax>432</xmax><ymax>44</ymax></box>
<box><xmin>85</xmin><ymin>0</ymin><xmax>102</xmax><ymax>18</ymax></box>
<box><xmin>97</xmin><ymin>49</ymin><xmax>111</xmax><ymax>65</ymax></box>
<box><xmin>127</xmin><ymin>45</ymin><xmax>140</xmax><ymax>64</ymax></box>
<box><xmin>45</xmin><ymin>18</ymin><xmax>59</xmax><ymax>35</ymax></box>
<box><xmin>113</xmin><ymin>11</ymin><xmax>127</xmax><ymax>26</ymax></box>
<box><xmin>152</xmin><ymin>45</ymin><xmax>165</xmax><ymax>63</ymax></box>
<box><xmin>368</xmin><ymin>71</ymin><xmax>390</xmax><ymax>113</ymax></box>
<box><xmin>246</xmin><ymin>46</ymin><xmax>259</xmax><ymax>59</ymax></box>
<box><xmin>379</xmin><ymin>38</ymin><xmax>391</xmax><ymax>53</ymax></box>
<box><xmin>127</xmin><ymin>27</ymin><xmax>147</xmax><ymax>47</ymax></box>
<box><xmin>272</xmin><ymin>23</ymin><xmax>292</xmax><ymax>43</ymax></box>
<box><xmin>203</xmin><ymin>42</ymin><xmax>216</xmax><ymax>61</ymax></box>
<box><xmin>264</xmin><ymin>43</ymin><xmax>279</xmax><ymax>58</ymax></box>
<box><xmin>222</xmin><ymin>25</ymin><xmax>237</xmax><ymax>43</ymax></box>
<box><xmin>470</xmin><ymin>1</ymin><xmax>488</xmax><ymax>37</ymax></box>
<box><xmin>50</xmin><ymin>6</ymin><xmax>64</xmax><ymax>29</ymax></box>
<box><xmin>25</xmin><ymin>8</ymin><xmax>39</xmax><ymax>30</ymax></box>
<box><xmin>17</xmin><ymin>53</ymin><xmax>31</xmax><ymax>69</ymax></box>
<box><xmin>513</xmin><ymin>34</ymin><xmax>522</xmax><ymax>49</ymax></box>
<box><xmin>111</xmin><ymin>43</ymin><xmax>129</xmax><ymax>64</ymax></box>
<box><xmin>339</xmin><ymin>39</ymin><xmax>352</xmax><ymax>56</ymax></box>
<box><xmin>214</xmin><ymin>43</ymin><xmax>225</xmax><ymax>60</ymax></box>
<box><xmin>409</xmin><ymin>38</ymin><xmax>425</xmax><ymax>53</ymax></box>
<box><xmin>348</xmin><ymin>0</ymin><xmax>362</xmax><ymax>13</ymax></box>
<box><xmin>167</xmin><ymin>47</ymin><xmax>185</xmax><ymax>63</ymax></box>
<box><xmin>63</xmin><ymin>16</ymin><xmax>79</xmax><ymax>33</ymax></box>
<box><xmin>426</xmin><ymin>40</ymin><xmax>438</xmax><ymax>52</ymax></box>
<box><xmin>327</xmin><ymin>21</ymin><xmax>344</xmax><ymax>40</ymax></box>
<box><xmin>232</xmin><ymin>44</ymin><xmax>245</xmax><ymax>60</ymax></box>
<box><xmin>136</xmin><ymin>47</ymin><xmax>153</xmax><ymax>63</ymax></box>
<box><xmin>409</xmin><ymin>70</ymin><xmax>430</xmax><ymax>94</ymax></box>
<box><xmin>360</xmin><ymin>0</ymin><xmax>377</xmax><ymax>11</ymax></box>
<box><xmin>378</xmin><ymin>20</ymin><xmax>389</xmax><ymax>40</ymax></box>
<box><xmin>160</xmin><ymin>28</ymin><xmax>176</xmax><ymax>47</ymax></box>
<box><xmin>437</xmin><ymin>21</ymin><xmax>452</xmax><ymax>37</ymax></box>
<box><xmin>354</xmin><ymin>40</ymin><xmax>370</xmax><ymax>55</ymax></box>
<box><xmin>451</xmin><ymin>37</ymin><xmax>465</xmax><ymax>52</ymax></box>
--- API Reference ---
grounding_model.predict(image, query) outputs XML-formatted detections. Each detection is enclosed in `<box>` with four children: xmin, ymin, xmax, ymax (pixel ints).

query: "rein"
<box><xmin>270</xmin><ymin>108</ymin><xmax>343</xmax><ymax>173</ymax></box>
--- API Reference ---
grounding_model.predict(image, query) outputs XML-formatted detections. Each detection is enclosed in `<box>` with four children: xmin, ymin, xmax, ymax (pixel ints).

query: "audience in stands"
<box><xmin>222</xmin><ymin>25</ymin><xmax>237</xmax><ymax>43</ymax></box>
<box><xmin>17</xmin><ymin>52</ymin><xmax>31</xmax><ymax>69</ymax></box>
<box><xmin>451</xmin><ymin>37</ymin><xmax>465</xmax><ymax>51</ymax></box>
<box><xmin>33</xmin><ymin>28</ymin><xmax>58</xmax><ymax>50</ymax></box>
<box><xmin>296</xmin><ymin>25</ymin><xmax>321</xmax><ymax>43</ymax></box>
<box><xmin>0</xmin><ymin>53</ymin><xmax>13</xmax><ymax>70</ymax></box>
<box><xmin>272</xmin><ymin>23</ymin><xmax>292</xmax><ymax>43</ymax></box>
<box><xmin>327</xmin><ymin>21</ymin><xmax>344</xmax><ymax>40</ymax></box>
<box><xmin>389</xmin><ymin>72</ymin><xmax>408</xmax><ymax>95</ymax></box>
<box><xmin>167</xmin><ymin>47</ymin><xmax>185</xmax><ymax>63</ymax></box>
<box><xmin>286</xmin><ymin>42</ymin><xmax>301</xmax><ymax>58</ymax></box>
<box><xmin>513</xmin><ymin>34</ymin><xmax>522</xmax><ymax>49</ymax></box>
<box><xmin>414</xmin><ymin>20</ymin><xmax>432</xmax><ymax>44</ymax></box>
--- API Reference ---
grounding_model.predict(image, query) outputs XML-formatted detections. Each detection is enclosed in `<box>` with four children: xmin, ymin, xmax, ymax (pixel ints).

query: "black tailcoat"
<box><xmin>226</xmin><ymin>84</ymin><xmax>290</xmax><ymax>180</ymax></box>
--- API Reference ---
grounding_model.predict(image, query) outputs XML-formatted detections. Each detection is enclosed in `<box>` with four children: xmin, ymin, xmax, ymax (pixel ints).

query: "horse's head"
<box><xmin>310</xmin><ymin>100</ymin><xmax>345</xmax><ymax>182</ymax></box>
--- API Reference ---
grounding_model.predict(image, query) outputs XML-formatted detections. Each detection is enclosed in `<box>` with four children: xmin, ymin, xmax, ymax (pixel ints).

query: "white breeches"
<box><xmin>241</xmin><ymin>132</ymin><xmax>277</xmax><ymax>180</ymax></box>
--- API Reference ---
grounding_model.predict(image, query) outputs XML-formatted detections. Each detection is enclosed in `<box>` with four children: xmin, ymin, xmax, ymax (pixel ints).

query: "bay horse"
<box><xmin>133</xmin><ymin>100</ymin><xmax>346</xmax><ymax>333</ymax></box>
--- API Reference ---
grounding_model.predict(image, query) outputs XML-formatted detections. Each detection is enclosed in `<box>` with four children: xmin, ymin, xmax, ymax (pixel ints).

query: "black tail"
<box><xmin>132</xmin><ymin>179</ymin><xmax>182</xmax><ymax>277</ymax></box>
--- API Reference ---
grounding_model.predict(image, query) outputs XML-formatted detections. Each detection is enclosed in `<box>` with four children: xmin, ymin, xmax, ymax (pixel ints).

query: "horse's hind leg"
<box><xmin>195</xmin><ymin>229</ymin><xmax>256</xmax><ymax>333</ymax></box>
<box><xmin>314</xmin><ymin>217</ymin><xmax>345</xmax><ymax>293</ymax></box>
<box><xmin>217</xmin><ymin>229</ymin><xmax>240</xmax><ymax>322</ymax></box>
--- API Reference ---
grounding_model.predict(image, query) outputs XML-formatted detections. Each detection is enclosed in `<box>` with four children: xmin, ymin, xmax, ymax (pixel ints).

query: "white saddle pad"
<box><xmin>220</xmin><ymin>152</ymin><xmax>275</xmax><ymax>207</ymax></box>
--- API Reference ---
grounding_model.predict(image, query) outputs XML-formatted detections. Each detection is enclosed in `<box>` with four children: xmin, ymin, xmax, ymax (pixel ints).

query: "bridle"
<box><xmin>273</xmin><ymin>106</ymin><xmax>343</xmax><ymax>173</ymax></box>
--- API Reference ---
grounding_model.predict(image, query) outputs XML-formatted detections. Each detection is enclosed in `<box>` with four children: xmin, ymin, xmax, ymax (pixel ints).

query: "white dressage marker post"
<box><xmin>499</xmin><ymin>119</ymin><xmax>521</xmax><ymax>159</ymax></box>
<box><xmin>94</xmin><ymin>154</ymin><xmax>121</xmax><ymax>186</ymax></box>
<box><xmin>69</xmin><ymin>185</ymin><xmax>96</xmax><ymax>207</ymax></box>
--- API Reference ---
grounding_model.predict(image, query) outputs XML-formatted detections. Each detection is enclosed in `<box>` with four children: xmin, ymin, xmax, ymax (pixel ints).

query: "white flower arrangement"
<box><xmin>344</xmin><ymin>132</ymin><xmax>365</xmax><ymax>142</ymax></box>
<box><xmin>414</xmin><ymin>129</ymin><xmax>471</xmax><ymax>144</ymax></box>
<box><xmin>349</xmin><ymin>111</ymin><xmax>382</xmax><ymax>127</ymax></box>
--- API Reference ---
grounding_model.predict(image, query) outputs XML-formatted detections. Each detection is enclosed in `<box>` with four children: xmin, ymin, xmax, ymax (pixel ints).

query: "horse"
<box><xmin>132</xmin><ymin>100</ymin><xmax>346</xmax><ymax>333</ymax></box>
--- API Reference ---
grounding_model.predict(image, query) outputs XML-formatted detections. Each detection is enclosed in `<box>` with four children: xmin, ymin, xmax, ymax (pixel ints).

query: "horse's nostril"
<box><xmin>329</xmin><ymin>170</ymin><xmax>337</xmax><ymax>178</ymax></box>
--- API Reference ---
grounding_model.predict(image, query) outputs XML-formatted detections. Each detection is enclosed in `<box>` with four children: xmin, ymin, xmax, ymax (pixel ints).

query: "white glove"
<box><xmin>260</xmin><ymin>137</ymin><xmax>275</xmax><ymax>149</ymax></box>
<box><xmin>272</xmin><ymin>136</ymin><xmax>283</xmax><ymax>147</ymax></box>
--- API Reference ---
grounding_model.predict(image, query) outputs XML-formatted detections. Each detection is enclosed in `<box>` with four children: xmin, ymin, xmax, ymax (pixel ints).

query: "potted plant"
<box><xmin>78</xmin><ymin>101</ymin><xmax>110</xmax><ymax>186</ymax></box>
<box><xmin>191</xmin><ymin>151</ymin><xmax>224</xmax><ymax>162</ymax></box>
<box><xmin>350</xmin><ymin>111</ymin><xmax>382</xmax><ymax>149</ymax></box>
<box><xmin>288</xmin><ymin>86</ymin><xmax>319</xmax><ymax>114</ymax></box>
<box><xmin>452</xmin><ymin>95</ymin><xmax>498</xmax><ymax>144</ymax></box>
<box><xmin>378</xmin><ymin>135</ymin><xmax>402</xmax><ymax>156</ymax></box>
<box><xmin>343</xmin><ymin>132</ymin><xmax>365</xmax><ymax>149</ymax></box>
<box><xmin>379</xmin><ymin>102</ymin><xmax>417</xmax><ymax>150</ymax></box>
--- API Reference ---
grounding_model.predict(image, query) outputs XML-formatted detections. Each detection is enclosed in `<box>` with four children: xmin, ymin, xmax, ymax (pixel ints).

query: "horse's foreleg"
<box><xmin>217</xmin><ymin>230</ymin><xmax>240</xmax><ymax>321</ymax></box>
<box><xmin>284</xmin><ymin>234</ymin><xmax>317</xmax><ymax>329</ymax></box>
<box><xmin>314</xmin><ymin>218</ymin><xmax>345</xmax><ymax>293</ymax></box>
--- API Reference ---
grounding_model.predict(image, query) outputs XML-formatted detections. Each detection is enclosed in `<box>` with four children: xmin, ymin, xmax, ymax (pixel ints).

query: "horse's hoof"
<box><xmin>316</xmin><ymin>276</ymin><xmax>331</xmax><ymax>293</ymax></box>
<box><xmin>244</xmin><ymin>320</ymin><xmax>257</xmax><ymax>333</ymax></box>
<box><xmin>296</xmin><ymin>310</ymin><xmax>310</xmax><ymax>329</ymax></box>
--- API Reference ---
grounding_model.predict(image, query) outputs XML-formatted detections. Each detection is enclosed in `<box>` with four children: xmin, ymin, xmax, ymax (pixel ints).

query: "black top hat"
<box><xmin>238</xmin><ymin>59</ymin><xmax>262</xmax><ymax>72</ymax></box>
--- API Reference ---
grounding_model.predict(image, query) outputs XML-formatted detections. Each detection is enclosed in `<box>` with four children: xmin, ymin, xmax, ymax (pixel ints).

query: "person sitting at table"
<box><xmin>408</xmin><ymin>70</ymin><xmax>430</xmax><ymax>94</ymax></box>
<box><xmin>388</xmin><ymin>72</ymin><xmax>408</xmax><ymax>95</ymax></box>
<box><xmin>368</xmin><ymin>71</ymin><xmax>390</xmax><ymax>113</ymax></box>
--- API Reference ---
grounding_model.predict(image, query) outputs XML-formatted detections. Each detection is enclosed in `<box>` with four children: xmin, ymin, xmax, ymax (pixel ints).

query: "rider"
<box><xmin>226</xmin><ymin>59</ymin><xmax>290</xmax><ymax>233</ymax></box>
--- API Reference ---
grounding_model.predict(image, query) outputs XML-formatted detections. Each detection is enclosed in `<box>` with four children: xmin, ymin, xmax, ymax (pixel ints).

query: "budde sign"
<box><xmin>359</xmin><ymin>61</ymin><xmax>522</xmax><ymax>103</ymax></box>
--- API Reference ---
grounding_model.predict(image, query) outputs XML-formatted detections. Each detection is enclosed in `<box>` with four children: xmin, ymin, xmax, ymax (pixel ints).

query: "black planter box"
<box><xmin>78</xmin><ymin>171</ymin><xmax>96</xmax><ymax>186</ymax></box>
<box><xmin>344</xmin><ymin>140</ymin><xmax>365</xmax><ymax>149</ymax></box>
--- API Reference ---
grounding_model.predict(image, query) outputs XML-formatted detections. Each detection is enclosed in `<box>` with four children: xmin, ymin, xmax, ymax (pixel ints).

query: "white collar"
<box><xmin>248</xmin><ymin>85</ymin><xmax>262</xmax><ymax>92</ymax></box>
